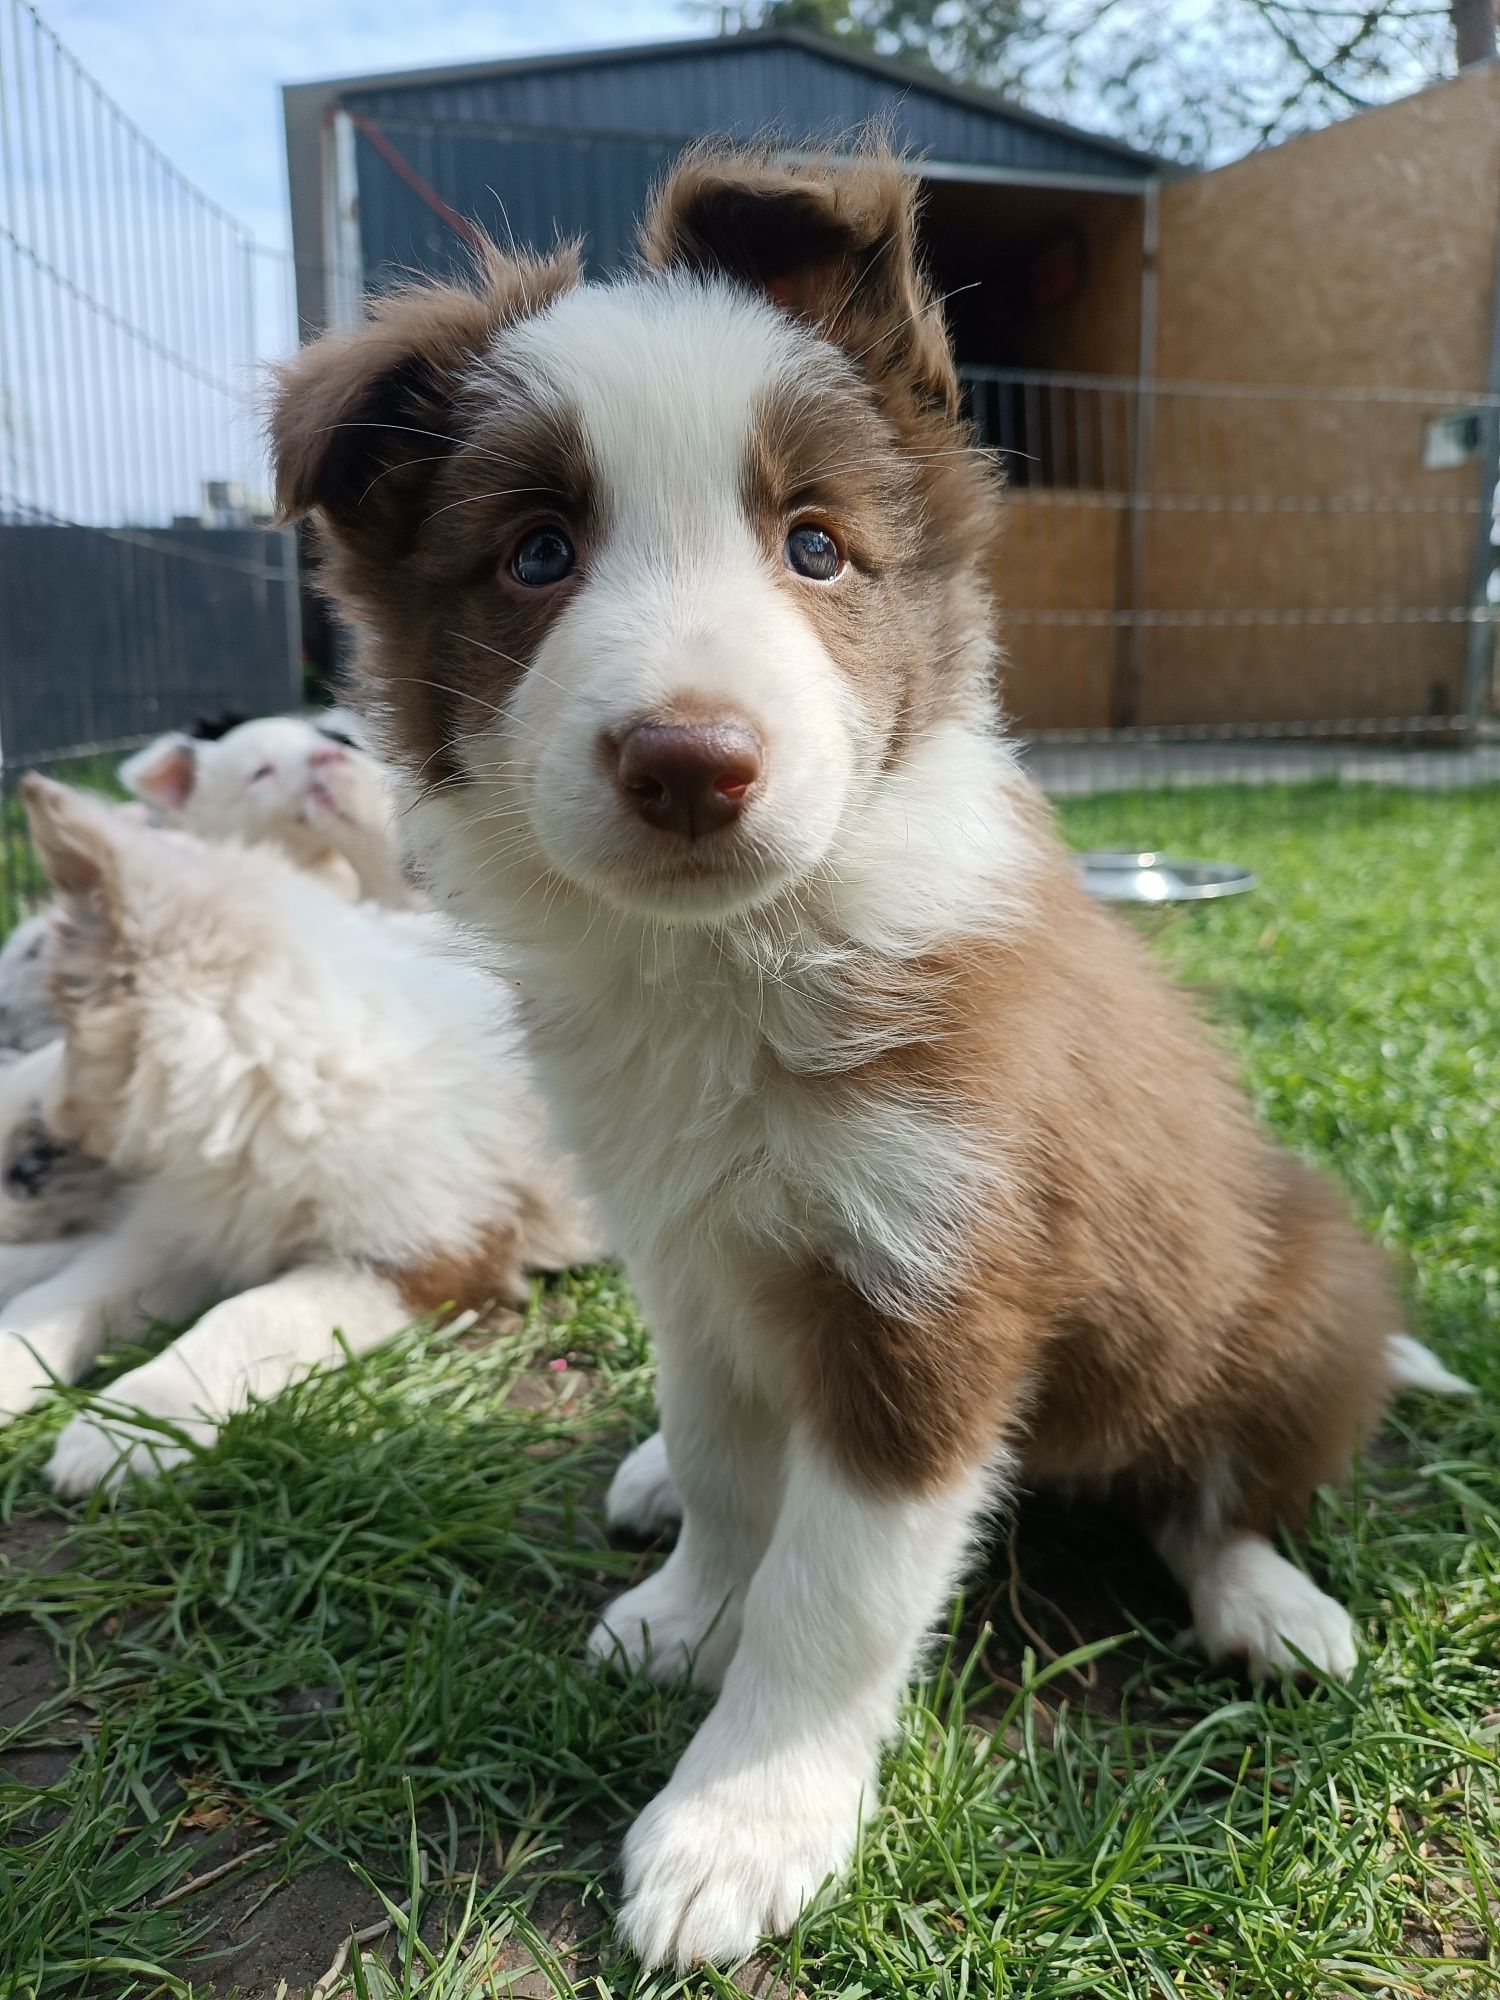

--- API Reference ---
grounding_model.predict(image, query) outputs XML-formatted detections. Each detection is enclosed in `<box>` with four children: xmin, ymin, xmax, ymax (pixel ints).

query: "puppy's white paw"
<box><xmin>46</xmin><ymin>1411</ymin><xmax>202</xmax><ymax>1498</ymax></box>
<box><xmin>0</xmin><ymin>1333</ymin><xmax>49</xmax><ymax>1423</ymax></box>
<box><xmin>588</xmin><ymin>1557</ymin><xmax>739</xmax><ymax>1689</ymax></box>
<box><xmin>605</xmin><ymin>1430</ymin><xmax>682</xmax><ymax>1538</ymax></box>
<box><xmin>618</xmin><ymin>1747</ymin><xmax>867</xmax><ymax>1969</ymax></box>
<box><xmin>1192</xmin><ymin>1538</ymin><xmax>1357</xmax><ymax>1681</ymax></box>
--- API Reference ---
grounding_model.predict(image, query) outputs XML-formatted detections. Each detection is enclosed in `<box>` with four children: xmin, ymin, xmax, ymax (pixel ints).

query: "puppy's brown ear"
<box><xmin>269</xmin><ymin>241</ymin><xmax>581</xmax><ymax>555</ymax></box>
<box><xmin>641</xmin><ymin>144</ymin><xmax>957</xmax><ymax>419</ymax></box>
<box><xmin>21</xmin><ymin>776</ymin><xmax>121</xmax><ymax>910</ymax></box>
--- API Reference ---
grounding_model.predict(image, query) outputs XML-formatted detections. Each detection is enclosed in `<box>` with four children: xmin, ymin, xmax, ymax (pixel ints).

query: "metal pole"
<box><xmin>1112</xmin><ymin>178</ymin><xmax>1160</xmax><ymax>731</ymax></box>
<box><xmin>1462</xmin><ymin>153</ymin><xmax>1500</xmax><ymax>737</ymax></box>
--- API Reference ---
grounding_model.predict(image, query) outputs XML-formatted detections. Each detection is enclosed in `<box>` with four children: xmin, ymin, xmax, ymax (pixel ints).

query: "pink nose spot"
<box><xmin>308</xmin><ymin>744</ymin><xmax>347</xmax><ymax>770</ymax></box>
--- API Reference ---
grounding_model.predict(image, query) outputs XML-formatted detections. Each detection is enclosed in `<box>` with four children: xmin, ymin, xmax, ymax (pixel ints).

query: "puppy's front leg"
<box><xmin>617</xmin><ymin>1435</ymin><xmax>996</xmax><ymax>1970</ymax></box>
<box><xmin>0</xmin><ymin>1211</ymin><xmax>209</xmax><ymax>1421</ymax></box>
<box><xmin>591</xmin><ymin>1336</ymin><xmax>780</xmax><ymax>1690</ymax></box>
<box><xmin>47</xmin><ymin>1263</ymin><xmax>412</xmax><ymax>1495</ymax></box>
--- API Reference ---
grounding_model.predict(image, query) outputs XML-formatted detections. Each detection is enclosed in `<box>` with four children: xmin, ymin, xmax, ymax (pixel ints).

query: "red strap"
<box><xmin>345</xmin><ymin>108</ymin><xmax>487</xmax><ymax>254</ymax></box>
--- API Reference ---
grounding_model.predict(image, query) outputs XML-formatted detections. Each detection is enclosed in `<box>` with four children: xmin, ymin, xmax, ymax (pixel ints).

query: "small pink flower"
<box><xmin>548</xmin><ymin>1356</ymin><xmax>569</xmax><ymax>1373</ymax></box>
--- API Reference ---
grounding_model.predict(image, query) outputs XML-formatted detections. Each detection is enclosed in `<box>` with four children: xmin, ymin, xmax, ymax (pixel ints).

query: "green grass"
<box><xmin>2</xmin><ymin>782</ymin><xmax>1498</xmax><ymax>1998</ymax></box>
<box><xmin>0</xmin><ymin>753</ymin><xmax>128</xmax><ymax>931</ymax></box>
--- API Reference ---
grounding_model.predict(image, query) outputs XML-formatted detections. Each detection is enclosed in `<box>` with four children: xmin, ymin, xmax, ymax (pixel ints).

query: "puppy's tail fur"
<box><xmin>1387</xmin><ymin>1331</ymin><xmax>1476</xmax><ymax>1397</ymax></box>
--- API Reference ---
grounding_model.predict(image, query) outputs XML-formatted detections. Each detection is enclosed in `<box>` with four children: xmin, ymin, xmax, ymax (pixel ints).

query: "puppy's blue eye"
<box><xmin>785</xmin><ymin>524</ymin><xmax>842</xmax><ymax>581</ymax></box>
<box><xmin>511</xmin><ymin>528</ymin><xmax>575</xmax><ymax>588</ymax></box>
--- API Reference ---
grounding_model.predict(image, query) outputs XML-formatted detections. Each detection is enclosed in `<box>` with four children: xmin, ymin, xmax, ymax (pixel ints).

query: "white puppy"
<box><xmin>0</xmin><ymin>712</ymin><xmax>413</xmax><ymax>1072</ymax></box>
<box><xmin>0</xmin><ymin>777</ymin><xmax>598</xmax><ymax>1495</ymax></box>
<box><xmin>120</xmin><ymin>711</ymin><xmax>414</xmax><ymax>907</ymax></box>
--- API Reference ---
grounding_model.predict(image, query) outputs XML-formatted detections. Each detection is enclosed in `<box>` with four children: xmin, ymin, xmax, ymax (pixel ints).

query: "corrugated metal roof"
<box><xmin>341</xmin><ymin>31</ymin><xmax>1151</xmax><ymax>177</ymax></box>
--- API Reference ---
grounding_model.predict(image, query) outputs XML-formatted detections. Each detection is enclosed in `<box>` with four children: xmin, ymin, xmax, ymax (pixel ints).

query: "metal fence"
<box><xmin>0</xmin><ymin>0</ymin><xmax>299</xmax><ymax>925</ymax></box>
<box><xmin>964</xmin><ymin>367</ymin><xmax>1500</xmax><ymax>794</ymax></box>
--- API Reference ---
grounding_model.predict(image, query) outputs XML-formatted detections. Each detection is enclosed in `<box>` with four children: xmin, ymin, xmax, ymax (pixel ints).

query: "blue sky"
<box><xmin>12</xmin><ymin>4</ymin><xmax>692</xmax><ymax>515</ymax></box>
<box><xmin>43</xmin><ymin>1</ymin><xmax>692</xmax><ymax>259</ymax></box>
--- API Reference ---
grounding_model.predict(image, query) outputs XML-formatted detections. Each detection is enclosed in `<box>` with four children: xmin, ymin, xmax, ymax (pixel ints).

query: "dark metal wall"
<box><xmin>0</xmin><ymin>526</ymin><xmax>301</xmax><ymax>764</ymax></box>
<box><xmin>353</xmin><ymin>125</ymin><xmax>676</xmax><ymax>287</ymax></box>
<box><xmin>343</xmin><ymin>35</ymin><xmax>1149</xmax><ymax>285</ymax></box>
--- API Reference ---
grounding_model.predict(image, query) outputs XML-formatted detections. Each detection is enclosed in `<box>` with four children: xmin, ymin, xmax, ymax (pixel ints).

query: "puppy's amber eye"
<box><xmin>785</xmin><ymin>524</ymin><xmax>843</xmax><ymax>582</ymax></box>
<box><xmin>511</xmin><ymin>528</ymin><xmax>575</xmax><ymax>589</ymax></box>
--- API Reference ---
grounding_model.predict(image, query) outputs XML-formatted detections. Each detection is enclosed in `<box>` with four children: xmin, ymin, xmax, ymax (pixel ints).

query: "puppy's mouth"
<box><xmin>573</xmin><ymin>830</ymin><xmax>793</xmax><ymax>925</ymax></box>
<box><xmin>301</xmin><ymin>780</ymin><xmax>350</xmax><ymax>823</ymax></box>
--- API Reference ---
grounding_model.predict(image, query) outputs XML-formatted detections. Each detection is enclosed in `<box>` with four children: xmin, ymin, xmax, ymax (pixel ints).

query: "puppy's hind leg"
<box><xmin>1154</xmin><ymin>1468</ymin><xmax>1357</xmax><ymax>1682</ymax></box>
<box><xmin>1153</xmin><ymin>1154</ymin><xmax>1403</xmax><ymax>1682</ymax></box>
<box><xmin>47</xmin><ymin>1262</ymin><xmax>412</xmax><ymax>1496</ymax></box>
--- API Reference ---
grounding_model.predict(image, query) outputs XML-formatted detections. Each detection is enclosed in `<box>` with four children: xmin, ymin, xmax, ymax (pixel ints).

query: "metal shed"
<box><xmin>283</xmin><ymin>28</ymin><xmax>1154</xmax><ymax>336</ymax></box>
<box><xmin>282</xmin><ymin>32</ymin><xmax>1500</xmax><ymax>748</ymax></box>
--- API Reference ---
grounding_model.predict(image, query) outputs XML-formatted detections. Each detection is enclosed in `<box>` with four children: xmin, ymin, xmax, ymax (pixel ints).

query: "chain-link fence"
<box><xmin>964</xmin><ymin>367</ymin><xmax>1500</xmax><ymax>793</ymax></box>
<box><xmin>0</xmin><ymin>0</ymin><xmax>300</xmax><ymax>926</ymax></box>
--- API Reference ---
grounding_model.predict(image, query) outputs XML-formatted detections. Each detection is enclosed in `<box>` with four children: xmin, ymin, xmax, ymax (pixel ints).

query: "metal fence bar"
<box><xmin>0</xmin><ymin>0</ymin><xmax>301</xmax><ymax>929</ymax></box>
<box><xmin>959</xmin><ymin>364</ymin><xmax>1500</xmax><ymax>790</ymax></box>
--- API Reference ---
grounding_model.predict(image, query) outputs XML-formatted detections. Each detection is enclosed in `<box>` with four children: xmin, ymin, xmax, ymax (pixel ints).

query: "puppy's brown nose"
<box><xmin>615</xmin><ymin>720</ymin><xmax>763</xmax><ymax>838</ymax></box>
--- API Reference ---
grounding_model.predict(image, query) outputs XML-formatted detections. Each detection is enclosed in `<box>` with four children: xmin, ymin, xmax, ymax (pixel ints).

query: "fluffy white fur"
<box><xmin>0</xmin><ymin>912</ymin><xmax>60</xmax><ymax>1052</ymax></box>
<box><xmin>0</xmin><ymin>715</ymin><xmax>413</xmax><ymax>1068</ymax></box>
<box><xmin>0</xmin><ymin>778</ymin><xmax>596</xmax><ymax>1494</ymax></box>
<box><xmin>1386</xmin><ymin>1329</ymin><xmax>1476</xmax><ymax>1397</ymax></box>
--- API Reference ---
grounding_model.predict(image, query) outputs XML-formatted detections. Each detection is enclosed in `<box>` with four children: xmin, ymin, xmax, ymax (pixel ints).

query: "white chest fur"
<box><xmin>521</xmin><ymin>927</ymin><xmax>992</xmax><ymax>1321</ymax></box>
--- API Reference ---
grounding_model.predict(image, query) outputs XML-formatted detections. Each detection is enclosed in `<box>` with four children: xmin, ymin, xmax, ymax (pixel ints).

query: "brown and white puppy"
<box><xmin>270</xmin><ymin>144</ymin><xmax>1467</xmax><ymax>1970</ymax></box>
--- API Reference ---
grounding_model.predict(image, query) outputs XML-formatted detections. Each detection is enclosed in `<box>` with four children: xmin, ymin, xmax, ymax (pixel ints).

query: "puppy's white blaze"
<box><xmin>497</xmin><ymin>274</ymin><xmax>809</xmax><ymax>559</ymax></box>
<box><xmin>616</xmin><ymin>1445</ymin><xmax>1005</xmax><ymax>1969</ymax></box>
<box><xmin>485</xmin><ymin>278</ymin><xmax>862</xmax><ymax>918</ymax></box>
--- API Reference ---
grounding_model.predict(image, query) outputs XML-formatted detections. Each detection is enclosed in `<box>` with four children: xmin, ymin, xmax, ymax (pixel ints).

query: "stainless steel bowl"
<box><xmin>1079</xmin><ymin>851</ymin><xmax>1257</xmax><ymax>905</ymax></box>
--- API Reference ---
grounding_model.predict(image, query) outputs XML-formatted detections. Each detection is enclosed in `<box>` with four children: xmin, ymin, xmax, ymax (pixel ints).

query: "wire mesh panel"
<box><xmin>964</xmin><ymin>368</ymin><xmax>1500</xmax><ymax>793</ymax></box>
<box><xmin>0</xmin><ymin>0</ymin><xmax>299</xmax><ymax>925</ymax></box>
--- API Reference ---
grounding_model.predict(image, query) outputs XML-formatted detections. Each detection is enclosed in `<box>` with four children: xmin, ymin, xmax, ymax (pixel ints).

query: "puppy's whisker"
<box><xmin>423</xmin><ymin>486</ymin><xmax>558</xmax><ymax>524</ymax></box>
<box><xmin>307</xmin><ymin>421</ymin><xmax>533</xmax><ymax>479</ymax></box>
<box><xmin>381</xmin><ymin>674</ymin><xmax>514</xmax><ymax>724</ymax></box>
<box><xmin>444</xmin><ymin>632</ymin><xmax>570</xmax><ymax>702</ymax></box>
